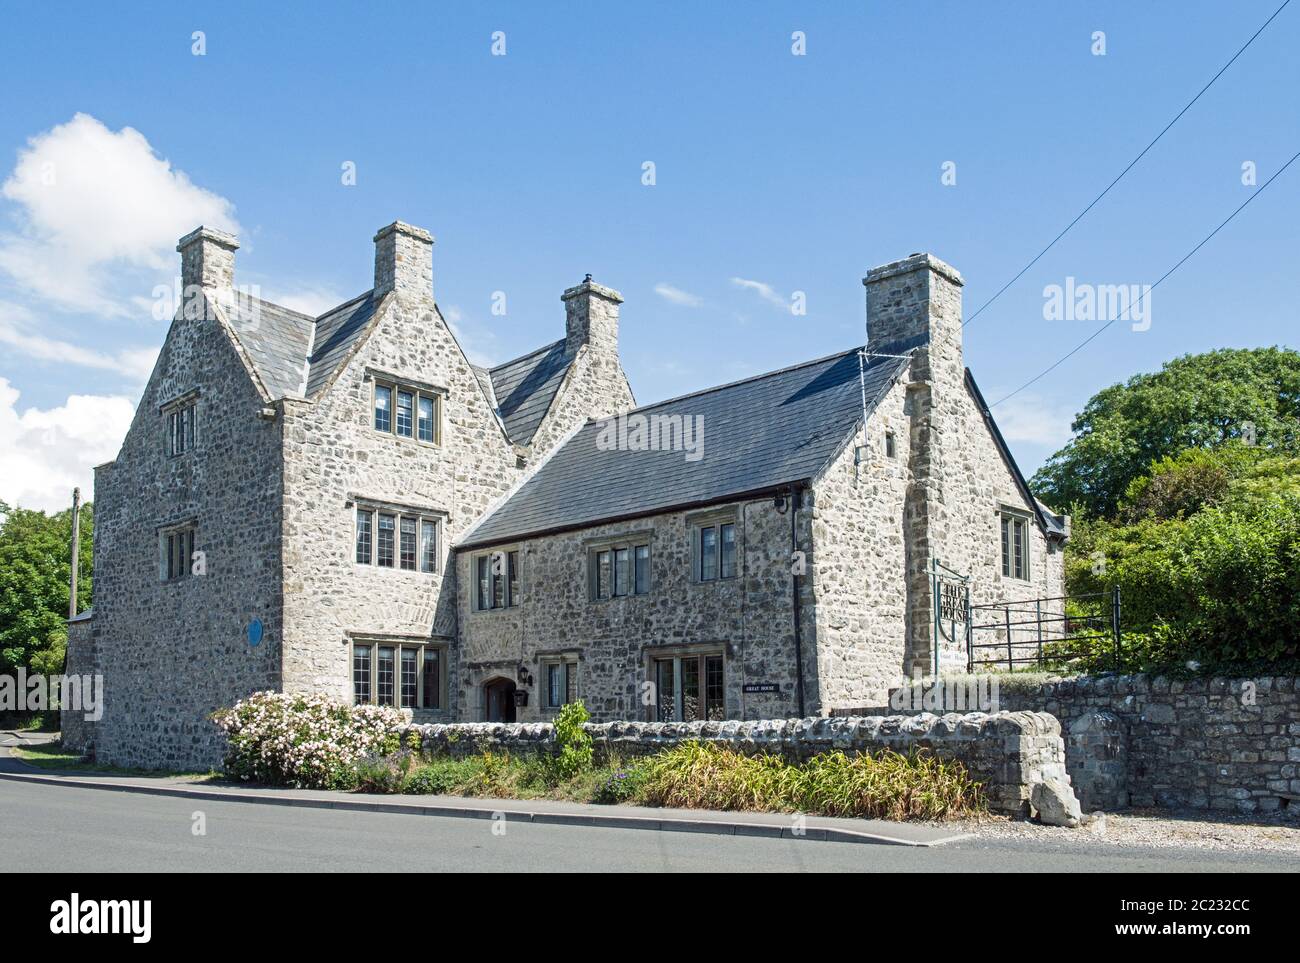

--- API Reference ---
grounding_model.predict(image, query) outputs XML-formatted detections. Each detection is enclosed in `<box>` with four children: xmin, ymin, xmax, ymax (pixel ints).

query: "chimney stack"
<box><xmin>373</xmin><ymin>221</ymin><xmax>434</xmax><ymax>301</ymax></box>
<box><xmin>862</xmin><ymin>253</ymin><xmax>964</xmax><ymax>371</ymax></box>
<box><xmin>177</xmin><ymin>226</ymin><xmax>238</xmax><ymax>294</ymax></box>
<box><xmin>562</xmin><ymin>275</ymin><xmax>623</xmax><ymax>359</ymax></box>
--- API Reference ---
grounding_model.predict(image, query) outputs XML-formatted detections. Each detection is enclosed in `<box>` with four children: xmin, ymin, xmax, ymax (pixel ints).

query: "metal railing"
<box><xmin>966</xmin><ymin>586</ymin><xmax>1121</xmax><ymax>672</ymax></box>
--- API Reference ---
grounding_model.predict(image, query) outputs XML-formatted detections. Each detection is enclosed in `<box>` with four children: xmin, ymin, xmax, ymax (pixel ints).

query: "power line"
<box><xmin>961</xmin><ymin>0</ymin><xmax>1293</xmax><ymax>330</ymax></box>
<box><xmin>989</xmin><ymin>148</ymin><xmax>1300</xmax><ymax>409</ymax></box>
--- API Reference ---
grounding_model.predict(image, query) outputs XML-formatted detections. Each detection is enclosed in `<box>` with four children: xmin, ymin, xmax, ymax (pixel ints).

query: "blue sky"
<box><xmin>0</xmin><ymin>1</ymin><xmax>1296</xmax><ymax>510</ymax></box>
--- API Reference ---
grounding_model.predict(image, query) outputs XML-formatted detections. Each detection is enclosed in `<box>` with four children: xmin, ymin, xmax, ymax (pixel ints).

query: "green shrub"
<box><xmin>592</xmin><ymin>764</ymin><xmax>648</xmax><ymax>804</ymax></box>
<box><xmin>635</xmin><ymin>742</ymin><xmax>984</xmax><ymax>821</ymax></box>
<box><xmin>550</xmin><ymin>700</ymin><xmax>594</xmax><ymax>781</ymax></box>
<box><xmin>355</xmin><ymin>749</ymin><xmax>414</xmax><ymax>793</ymax></box>
<box><xmin>401</xmin><ymin>757</ymin><xmax>485</xmax><ymax>795</ymax></box>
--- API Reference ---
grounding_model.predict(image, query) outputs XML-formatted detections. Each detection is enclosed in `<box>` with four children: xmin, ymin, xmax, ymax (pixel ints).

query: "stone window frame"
<box><xmin>351</xmin><ymin>496</ymin><xmax>445</xmax><ymax>575</ymax></box>
<box><xmin>644</xmin><ymin>643</ymin><xmax>727</xmax><ymax>723</ymax></box>
<box><xmin>471</xmin><ymin>546</ymin><xmax>523</xmax><ymax>612</ymax></box>
<box><xmin>350</xmin><ymin>635</ymin><xmax>449</xmax><ymax>711</ymax></box>
<box><xmin>998</xmin><ymin>505</ymin><xmax>1032</xmax><ymax>582</ymax></box>
<box><xmin>686</xmin><ymin>507</ymin><xmax>739</xmax><ymax>583</ymax></box>
<box><xmin>366</xmin><ymin>368</ymin><xmax>444</xmax><ymax>447</ymax></box>
<box><xmin>584</xmin><ymin>530</ymin><xmax>654</xmax><ymax>602</ymax></box>
<box><xmin>538</xmin><ymin>650</ymin><xmax>580</xmax><ymax>712</ymax></box>
<box><xmin>158</xmin><ymin>518</ymin><xmax>198</xmax><ymax>582</ymax></box>
<box><xmin>160</xmin><ymin>390</ymin><xmax>199</xmax><ymax>458</ymax></box>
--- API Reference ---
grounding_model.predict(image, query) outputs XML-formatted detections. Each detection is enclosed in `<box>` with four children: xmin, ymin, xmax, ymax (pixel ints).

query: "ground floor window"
<box><xmin>653</xmin><ymin>651</ymin><xmax>724</xmax><ymax>722</ymax></box>
<box><xmin>542</xmin><ymin>658</ymin><xmax>578</xmax><ymax>710</ymax></box>
<box><xmin>1000</xmin><ymin>510</ymin><xmax>1030</xmax><ymax>580</ymax></box>
<box><xmin>352</xmin><ymin>640</ymin><xmax>447</xmax><ymax>710</ymax></box>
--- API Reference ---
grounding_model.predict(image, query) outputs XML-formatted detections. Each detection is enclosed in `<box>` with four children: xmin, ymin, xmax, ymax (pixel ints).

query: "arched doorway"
<box><xmin>484</xmin><ymin>677</ymin><xmax>517</xmax><ymax>722</ymax></box>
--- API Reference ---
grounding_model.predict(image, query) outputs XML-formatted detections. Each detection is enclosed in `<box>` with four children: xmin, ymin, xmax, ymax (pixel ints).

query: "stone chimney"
<box><xmin>863</xmin><ymin>252</ymin><xmax>964</xmax><ymax>373</ymax></box>
<box><xmin>562</xmin><ymin>275</ymin><xmax>623</xmax><ymax>359</ymax></box>
<box><xmin>177</xmin><ymin>226</ymin><xmax>238</xmax><ymax>294</ymax></box>
<box><xmin>373</xmin><ymin>221</ymin><xmax>434</xmax><ymax>301</ymax></box>
<box><xmin>862</xmin><ymin>253</ymin><xmax>964</xmax><ymax>681</ymax></box>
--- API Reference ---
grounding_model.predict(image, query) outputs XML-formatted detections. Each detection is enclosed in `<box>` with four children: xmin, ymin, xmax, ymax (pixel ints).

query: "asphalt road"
<box><xmin>1</xmin><ymin>779</ymin><xmax>1297</xmax><ymax>872</ymax></box>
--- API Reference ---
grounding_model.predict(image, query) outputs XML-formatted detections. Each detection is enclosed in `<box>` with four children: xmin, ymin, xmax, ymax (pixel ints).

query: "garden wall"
<box><xmin>992</xmin><ymin>674</ymin><xmax>1300</xmax><ymax>814</ymax></box>
<box><xmin>404</xmin><ymin>711</ymin><xmax>1080</xmax><ymax>819</ymax></box>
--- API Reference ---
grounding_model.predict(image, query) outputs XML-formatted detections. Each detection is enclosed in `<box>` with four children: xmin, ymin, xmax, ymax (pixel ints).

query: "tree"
<box><xmin>0</xmin><ymin>499</ymin><xmax>92</xmax><ymax>675</ymax></box>
<box><xmin>1031</xmin><ymin>347</ymin><xmax>1300</xmax><ymax>519</ymax></box>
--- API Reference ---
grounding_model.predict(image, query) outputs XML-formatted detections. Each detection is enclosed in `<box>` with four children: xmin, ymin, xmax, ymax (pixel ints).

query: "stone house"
<box><xmin>74</xmin><ymin>221</ymin><xmax>1066</xmax><ymax>770</ymax></box>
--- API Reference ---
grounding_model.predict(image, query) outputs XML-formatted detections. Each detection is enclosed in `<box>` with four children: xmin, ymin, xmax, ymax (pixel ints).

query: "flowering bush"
<box><xmin>211</xmin><ymin>691</ymin><xmax>403</xmax><ymax>789</ymax></box>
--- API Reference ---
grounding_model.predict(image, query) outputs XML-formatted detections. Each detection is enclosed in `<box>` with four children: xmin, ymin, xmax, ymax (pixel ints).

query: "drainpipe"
<box><xmin>789</xmin><ymin>484</ymin><xmax>807</xmax><ymax>719</ymax></box>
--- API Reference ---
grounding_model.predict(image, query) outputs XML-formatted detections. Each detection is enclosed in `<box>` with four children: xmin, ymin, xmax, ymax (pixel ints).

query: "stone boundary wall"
<box><xmin>991</xmin><ymin>675</ymin><xmax>1300</xmax><ymax>814</ymax></box>
<box><xmin>404</xmin><ymin>711</ymin><xmax>1079</xmax><ymax>819</ymax></box>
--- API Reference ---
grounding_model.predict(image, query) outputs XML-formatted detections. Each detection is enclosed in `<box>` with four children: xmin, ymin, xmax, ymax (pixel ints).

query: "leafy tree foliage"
<box><xmin>1032</xmin><ymin>347</ymin><xmax>1300</xmax><ymax>519</ymax></box>
<box><xmin>0</xmin><ymin>499</ymin><xmax>92</xmax><ymax>675</ymax></box>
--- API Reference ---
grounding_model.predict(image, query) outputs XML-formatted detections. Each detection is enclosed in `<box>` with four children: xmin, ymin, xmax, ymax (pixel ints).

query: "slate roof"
<box><xmin>459</xmin><ymin>348</ymin><xmax>909</xmax><ymax>549</ymax></box>
<box><xmin>485</xmin><ymin>339</ymin><xmax>572</xmax><ymax>446</ymax></box>
<box><xmin>225</xmin><ymin>294</ymin><xmax>315</xmax><ymax>399</ymax></box>
<box><xmin>305</xmin><ymin>292</ymin><xmax>379</xmax><ymax>397</ymax></box>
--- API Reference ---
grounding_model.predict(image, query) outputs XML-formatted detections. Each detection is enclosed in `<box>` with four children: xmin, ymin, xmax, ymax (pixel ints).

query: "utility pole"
<box><xmin>69</xmin><ymin>487</ymin><xmax>80</xmax><ymax>619</ymax></box>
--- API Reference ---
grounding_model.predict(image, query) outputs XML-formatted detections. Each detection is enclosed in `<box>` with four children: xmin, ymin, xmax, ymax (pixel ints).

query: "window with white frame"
<box><xmin>165</xmin><ymin>399</ymin><xmax>197</xmax><ymax>457</ymax></box>
<box><xmin>160</xmin><ymin>524</ymin><xmax>197</xmax><ymax>581</ymax></box>
<box><xmin>542</xmin><ymin>657</ymin><xmax>578</xmax><ymax>710</ymax></box>
<box><xmin>652</xmin><ymin>649</ymin><xmax>725</xmax><ymax>722</ymax></box>
<box><xmin>694</xmin><ymin>519</ymin><xmax>737</xmax><ymax>582</ymax></box>
<box><xmin>372</xmin><ymin>378</ymin><xmax>441</xmax><ymax>445</ymax></box>
<box><xmin>352</xmin><ymin>640</ymin><xmax>447</xmax><ymax>710</ymax></box>
<box><xmin>589</xmin><ymin>540</ymin><xmax>651</xmax><ymax>600</ymax></box>
<box><xmin>1000</xmin><ymin>509</ymin><xmax>1030</xmax><ymax>581</ymax></box>
<box><xmin>355</xmin><ymin>505</ymin><xmax>441</xmax><ymax>574</ymax></box>
<box><xmin>474</xmin><ymin>549</ymin><xmax>521</xmax><ymax>610</ymax></box>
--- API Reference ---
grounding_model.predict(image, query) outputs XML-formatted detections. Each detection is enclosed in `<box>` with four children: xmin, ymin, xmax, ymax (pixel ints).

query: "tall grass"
<box><xmin>637</xmin><ymin>743</ymin><xmax>985</xmax><ymax>821</ymax></box>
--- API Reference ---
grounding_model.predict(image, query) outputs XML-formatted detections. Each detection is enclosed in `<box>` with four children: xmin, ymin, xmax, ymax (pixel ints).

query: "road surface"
<box><xmin>1</xmin><ymin>777</ymin><xmax>1296</xmax><ymax>872</ymax></box>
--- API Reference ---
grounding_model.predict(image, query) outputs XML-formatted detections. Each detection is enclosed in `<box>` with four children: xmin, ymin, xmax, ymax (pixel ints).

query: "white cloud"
<box><xmin>269</xmin><ymin>284</ymin><xmax>347</xmax><ymax>318</ymax></box>
<box><xmin>0</xmin><ymin>113</ymin><xmax>241</xmax><ymax>316</ymax></box>
<box><xmin>0</xmin><ymin>377</ymin><xmax>134</xmax><ymax>513</ymax></box>
<box><xmin>730</xmin><ymin>276</ymin><xmax>789</xmax><ymax>311</ymax></box>
<box><xmin>993</xmin><ymin>393</ymin><xmax>1075</xmax><ymax>448</ymax></box>
<box><xmin>440</xmin><ymin>304</ymin><xmax>499</xmax><ymax>367</ymax></box>
<box><xmin>653</xmin><ymin>282</ymin><xmax>702</xmax><ymax>307</ymax></box>
<box><xmin>0</xmin><ymin>300</ymin><xmax>158</xmax><ymax>381</ymax></box>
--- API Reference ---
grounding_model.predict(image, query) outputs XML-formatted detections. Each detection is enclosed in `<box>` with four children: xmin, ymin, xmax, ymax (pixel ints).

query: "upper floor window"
<box><xmin>372</xmin><ymin>378</ymin><xmax>441</xmax><ymax>445</ymax></box>
<box><xmin>475</xmin><ymin>550</ymin><xmax>520</xmax><ymax>610</ymax></box>
<box><xmin>590</xmin><ymin>540</ymin><xmax>651</xmax><ymax>600</ymax></box>
<box><xmin>1000</xmin><ymin>510</ymin><xmax>1030</xmax><ymax>581</ymax></box>
<box><xmin>695</xmin><ymin>520</ymin><xmax>737</xmax><ymax>582</ymax></box>
<box><xmin>165</xmin><ymin>400</ymin><xmax>197</xmax><ymax>457</ymax></box>
<box><xmin>884</xmin><ymin>430</ymin><xmax>897</xmax><ymax>459</ymax></box>
<box><xmin>355</xmin><ymin>505</ymin><xmax>441</xmax><ymax>574</ymax></box>
<box><xmin>160</xmin><ymin>523</ymin><xmax>196</xmax><ymax>581</ymax></box>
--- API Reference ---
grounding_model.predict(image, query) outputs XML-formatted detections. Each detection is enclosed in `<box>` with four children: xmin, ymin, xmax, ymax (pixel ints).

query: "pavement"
<box><xmin>4</xmin><ymin>736</ymin><xmax>1299</xmax><ymax>872</ymax></box>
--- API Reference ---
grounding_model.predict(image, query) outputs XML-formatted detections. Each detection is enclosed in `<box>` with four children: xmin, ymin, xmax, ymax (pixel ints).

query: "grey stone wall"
<box><xmin>994</xmin><ymin>674</ymin><xmax>1300</xmax><ymax>814</ymax></box>
<box><xmin>455</xmin><ymin>493</ymin><xmax>815</xmax><ymax>723</ymax></box>
<box><xmin>92</xmin><ymin>291</ymin><xmax>285</xmax><ymax>772</ymax></box>
<box><xmin>404</xmin><ymin>710</ymin><xmax>1076</xmax><ymax>816</ymax></box>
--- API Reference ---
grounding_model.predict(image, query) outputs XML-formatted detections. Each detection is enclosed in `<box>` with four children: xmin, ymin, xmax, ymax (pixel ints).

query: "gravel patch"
<box><xmin>945</xmin><ymin>807</ymin><xmax>1300</xmax><ymax>854</ymax></box>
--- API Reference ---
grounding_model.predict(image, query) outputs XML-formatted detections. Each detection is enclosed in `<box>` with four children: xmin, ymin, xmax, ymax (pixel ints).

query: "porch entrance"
<box><xmin>484</xmin><ymin>677</ymin><xmax>517</xmax><ymax>722</ymax></box>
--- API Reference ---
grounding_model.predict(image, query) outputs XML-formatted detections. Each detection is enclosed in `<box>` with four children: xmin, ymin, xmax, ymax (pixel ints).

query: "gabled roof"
<box><xmin>459</xmin><ymin>348</ymin><xmax>909</xmax><ymax>549</ymax></box>
<box><xmin>218</xmin><ymin>290</ymin><xmax>566</xmax><ymax>443</ymax></box>
<box><xmin>485</xmin><ymin>339</ymin><xmax>572</xmax><ymax>446</ymax></box>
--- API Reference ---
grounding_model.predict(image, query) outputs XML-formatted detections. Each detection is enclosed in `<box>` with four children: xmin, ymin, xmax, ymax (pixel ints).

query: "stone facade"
<box><xmin>403</xmin><ymin>711</ymin><xmax>1078</xmax><ymax>816</ymax></box>
<box><xmin>82</xmin><ymin>224</ymin><xmax>1066</xmax><ymax>770</ymax></box>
